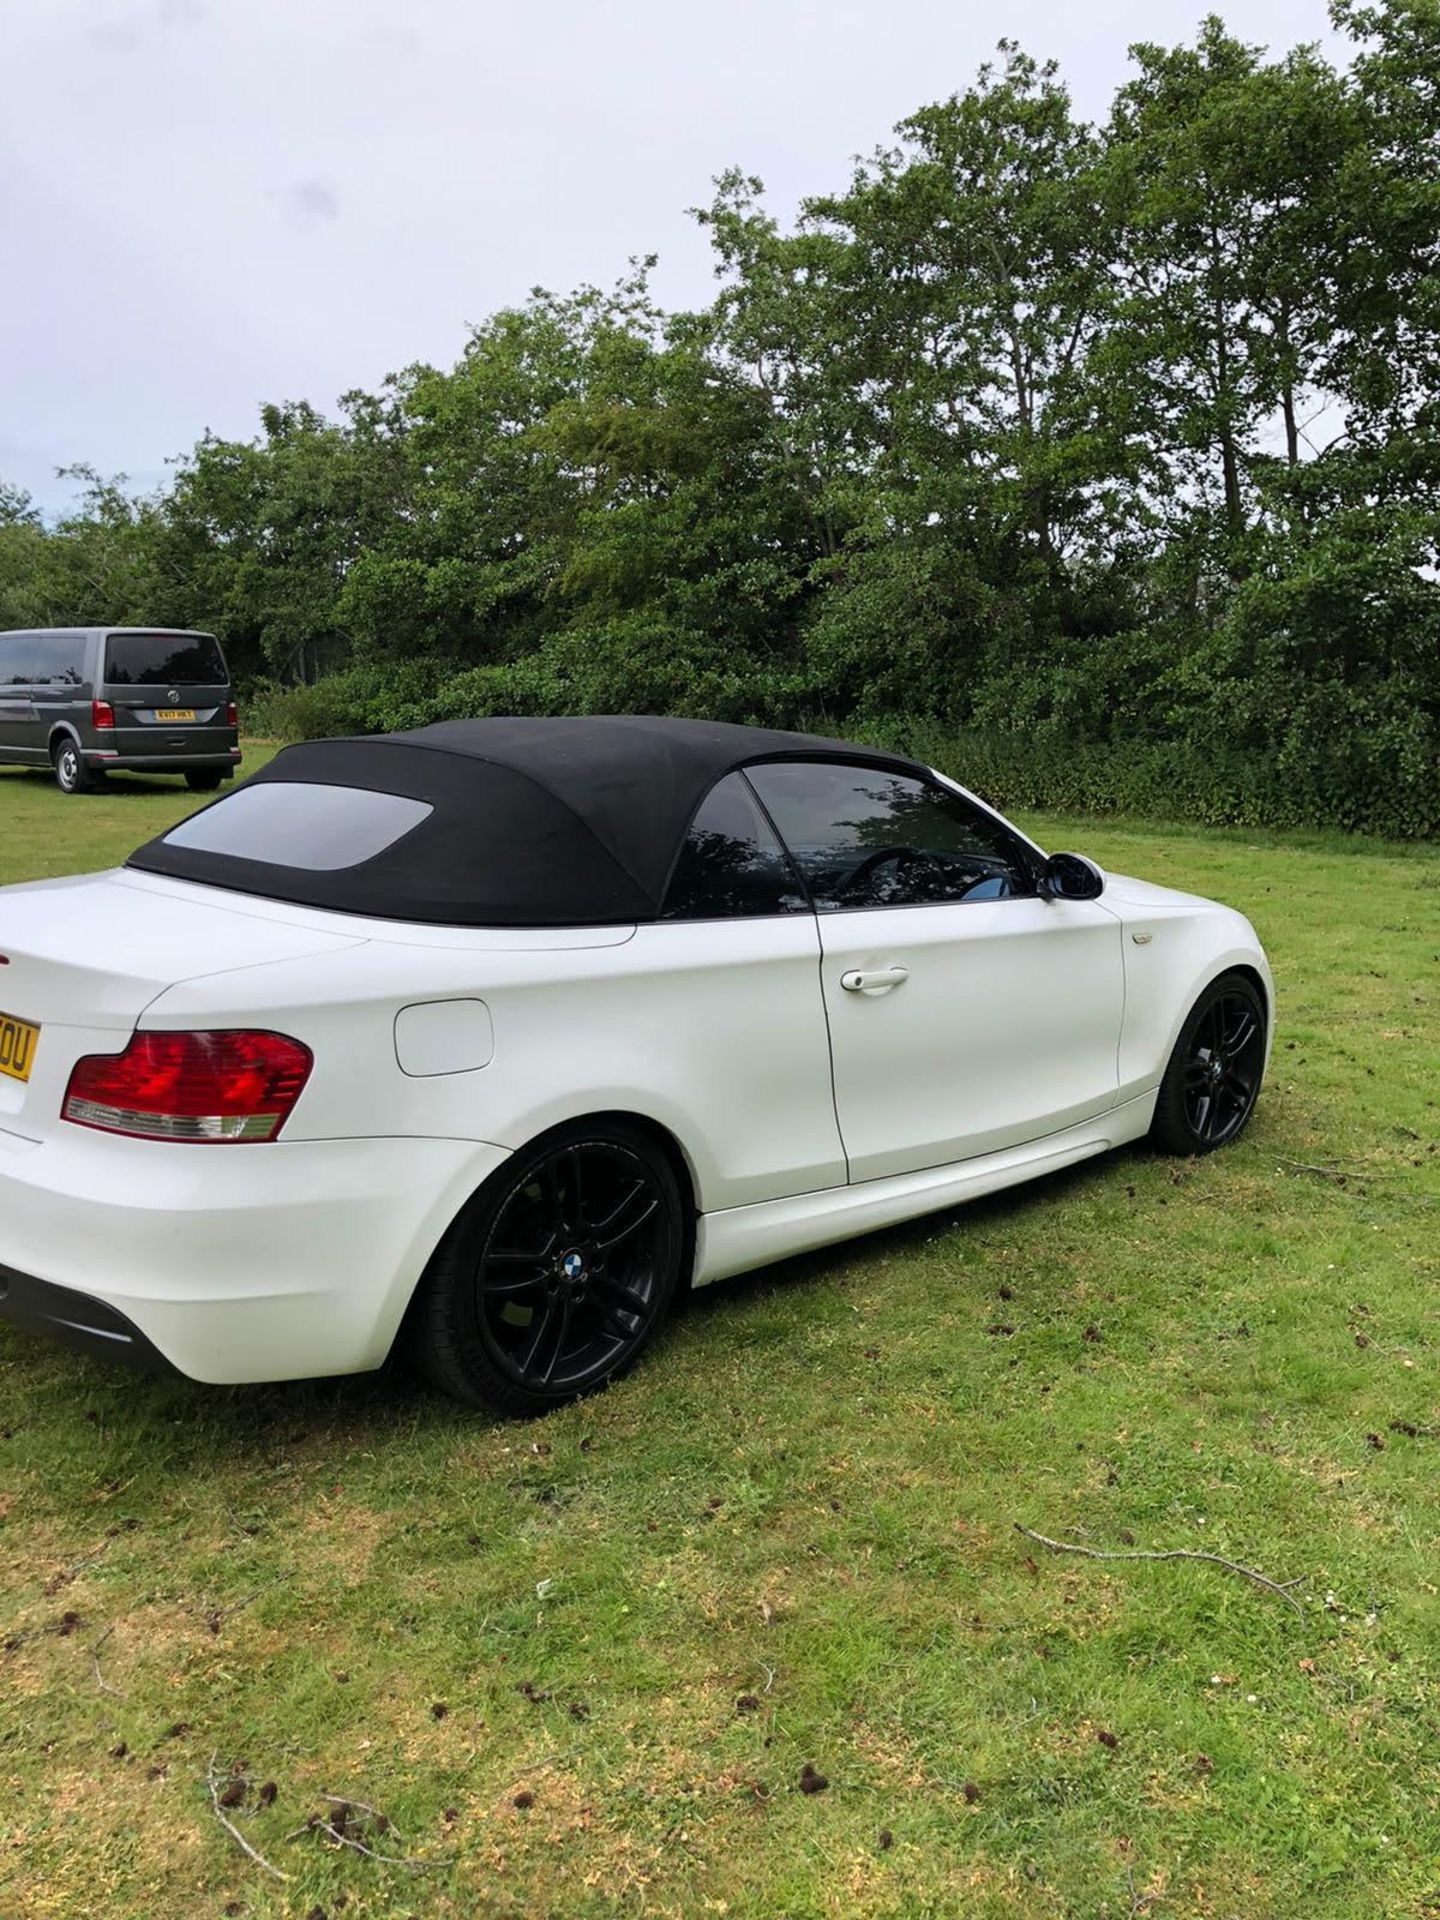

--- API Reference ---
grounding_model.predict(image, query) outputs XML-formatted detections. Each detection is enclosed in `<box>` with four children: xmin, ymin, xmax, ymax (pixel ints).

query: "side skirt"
<box><xmin>692</xmin><ymin>1091</ymin><xmax>1158</xmax><ymax>1288</ymax></box>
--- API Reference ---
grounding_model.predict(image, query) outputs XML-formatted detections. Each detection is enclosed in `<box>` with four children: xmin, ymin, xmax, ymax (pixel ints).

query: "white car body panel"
<box><xmin>143</xmin><ymin>895</ymin><xmax>847</xmax><ymax>1207</ymax></box>
<box><xmin>0</xmin><ymin>775</ymin><xmax>1273</xmax><ymax>1387</ymax></box>
<box><xmin>696</xmin><ymin>1091</ymin><xmax>1158</xmax><ymax>1285</ymax></box>
<box><xmin>0</xmin><ymin>869</ymin><xmax>365</xmax><ymax>1031</ymax></box>
<box><xmin>1101</xmin><ymin>873</ymin><xmax>1275</xmax><ymax>1100</ymax></box>
<box><xmin>0</xmin><ymin>1121</ymin><xmax>506</xmax><ymax>1382</ymax></box>
<box><xmin>816</xmin><ymin>895</ymin><xmax>1125</xmax><ymax>1180</ymax></box>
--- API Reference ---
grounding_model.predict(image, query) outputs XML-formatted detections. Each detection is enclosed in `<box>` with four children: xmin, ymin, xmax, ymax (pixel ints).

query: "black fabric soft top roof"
<box><xmin>127</xmin><ymin>715</ymin><xmax>928</xmax><ymax>927</ymax></box>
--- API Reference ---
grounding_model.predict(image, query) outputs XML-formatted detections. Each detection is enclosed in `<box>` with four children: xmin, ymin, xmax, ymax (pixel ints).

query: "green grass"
<box><xmin>1</xmin><ymin>762</ymin><xmax>1437</xmax><ymax>1919</ymax></box>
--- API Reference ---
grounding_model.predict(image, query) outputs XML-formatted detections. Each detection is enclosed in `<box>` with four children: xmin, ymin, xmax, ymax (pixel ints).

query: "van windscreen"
<box><xmin>104</xmin><ymin>632</ymin><xmax>227</xmax><ymax>686</ymax></box>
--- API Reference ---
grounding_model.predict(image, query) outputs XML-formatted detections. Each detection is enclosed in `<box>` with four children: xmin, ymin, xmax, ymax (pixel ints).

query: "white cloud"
<box><xmin>279</xmin><ymin>179</ymin><xmax>341</xmax><ymax>227</ymax></box>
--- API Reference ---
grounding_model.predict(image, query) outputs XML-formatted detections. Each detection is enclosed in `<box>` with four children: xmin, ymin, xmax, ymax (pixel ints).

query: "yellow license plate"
<box><xmin>154</xmin><ymin>708</ymin><xmax>196</xmax><ymax>722</ymax></box>
<box><xmin>0</xmin><ymin>1012</ymin><xmax>39</xmax><ymax>1084</ymax></box>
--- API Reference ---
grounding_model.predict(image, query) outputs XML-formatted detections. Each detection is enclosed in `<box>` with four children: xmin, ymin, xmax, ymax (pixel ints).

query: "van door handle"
<box><xmin>840</xmin><ymin>967</ymin><xmax>909</xmax><ymax>994</ymax></box>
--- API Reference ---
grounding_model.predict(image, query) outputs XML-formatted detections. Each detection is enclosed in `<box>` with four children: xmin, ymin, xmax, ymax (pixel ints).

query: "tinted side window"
<box><xmin>661</xmin><ymin>773</ymin><xmax>808</xmax><ymax>920</ymax></box>
<box><xmin>746</xmin><ymin>761</ymin><xmax>1036</xmax><ymax>911</ymax></box>
<box><xmin>32</xmin><ymin>633</ymin><xmax>87</xmax><ymax>685</ymax></box>
<box><xmin>104</xmin><ymin>632</ymin><xmax>228</xmax><ymax>686</ymax></box>
<box><xmin>0</xmin><ymin>635</ymin><xmax>39</xmax><ymax>686</ymax></box>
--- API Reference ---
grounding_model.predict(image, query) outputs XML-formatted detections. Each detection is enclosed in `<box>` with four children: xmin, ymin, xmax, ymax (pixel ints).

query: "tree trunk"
<box><xmin>1220</xmin><ymin>427</ymin><xmax>1244</xmax><ymax>537</ymax></box>
<box><xmin>1281</xmin><ymin>384</ymin><xmax>1300</xmax><ymax>469</ymax></box>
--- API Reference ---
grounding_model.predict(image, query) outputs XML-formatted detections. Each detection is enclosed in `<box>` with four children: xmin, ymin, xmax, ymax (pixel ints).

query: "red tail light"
<box><xmin>91</xmin><ymin>700</ymin><xmax>116</xmax><ymax>730</ymax></box>
<box><xmin>63</xmin><ymin>1030</ymin><xmax>313</xmax><ymax>1143</ymax></box>
<box><xmin>226</xmin><ymin>700</ymin><xmax>238</xmax><ymax>727</ymax></box>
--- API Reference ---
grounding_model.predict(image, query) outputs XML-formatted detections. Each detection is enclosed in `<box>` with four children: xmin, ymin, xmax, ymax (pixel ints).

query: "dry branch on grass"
<box><xmin>89</xmin><ymin>1622</ymin><xmax>123</xmax><ymax>1698</ymax></box>
<box><xmin>1015</xmin><ymin>1524</ymin><xmax>1306</xmax><ymax>1614</ymax></box>
<box><xmin>194</xmin><ymin>1568</ymin><xmax>294</xmax><ymax>1633</ymax></box>
<box><xmin>206</xmin><ymin>1755</ymin><xmax>289</xmax><ymax>1883</ymax></box>
<box><xmin>1277</xmin><ymin>1157</ymin><xmax>1439</xmax><ymax>1206</ymax></box>
<box><xmin>286</xmin><ymin>1794</ymin><xmax>451</xmax><ymax>1873</ymax></box>
<box><xmin>43</xmin><ymin>1539</ymin><xmax>112</xmax><ymax>1595</ymax></box>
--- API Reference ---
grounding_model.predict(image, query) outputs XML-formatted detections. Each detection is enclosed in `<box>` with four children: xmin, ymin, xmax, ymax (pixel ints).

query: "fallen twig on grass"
<box><xmin>322</xmin><ymin>1792</ymin><xmax>401</xmax><ymax>1836</ymax></box>
<box><xmin>288</xmin><ymin>1795</ymin><xmax>451</xmax><ymax>1873</ymax></box>
<box><xmin>325</xmin><ymin>1827</ymin><xmax>448</xmax><ymax>1870</ymax></box>
<box><xmin>44</xmin><ymin>1538</ymin><xmax>112</xmax><ymax>1595</ymax></box>
<box><xmin>1277</xmin><ymin>1157</ymin><xmax>1356</xmax><ymax>1185</ymax></box>
<box><xmin>206</xmin><ymin>1754</ymin><xmax>289</xmax><ymax>1883</ymax></box>
<box><xmin>1014</xmin><ymin>1524</ymin><xmax>1305</xmax><ymax>1615</ymax></box>
<box><xmin>1126</xmin><ymin>1860</ymin><xmax>1159</xmax><ymax>1917</ymax></box>
<box><xmin>1277</xmin><ymin>1157</ymin><xmax>1439</xmax><ymax>1205</ymax></box>
<box><xmin>195</xmin><ymin>1568</ymin><xmax>294</xmax><ymax>1633</ymax></box>
<box><xmin>90</xmin><ymin>1622</ymin><xmax>123</xmax><ymax>1697</ymax></box>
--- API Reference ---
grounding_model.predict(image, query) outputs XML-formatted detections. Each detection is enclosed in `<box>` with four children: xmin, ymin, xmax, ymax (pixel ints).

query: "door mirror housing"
<box><xmin>1040</xmin><ymin>851</ymin><xmax>1106</xmax><ymax>901</ymax></box>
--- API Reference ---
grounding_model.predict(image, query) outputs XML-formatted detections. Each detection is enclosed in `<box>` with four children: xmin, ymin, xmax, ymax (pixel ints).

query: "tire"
<box><xmin>406</xmin><ymin>1120</ymin><xmax>686</xmax><ymax>1415</ymax></box>
<box><xmin>1150</xmin><ymin>971</ymin><xmax>1267</xmax><ymax>1156</ymax></box>
<box><xmin>52</xmin><ymin>738</ymin><xmax>93</xmax><ymax>795</ymax></box>
<box><xmin>185</xmin><ymin>770</ymin><xmax>224</xmax><ymax>793</ymax></box>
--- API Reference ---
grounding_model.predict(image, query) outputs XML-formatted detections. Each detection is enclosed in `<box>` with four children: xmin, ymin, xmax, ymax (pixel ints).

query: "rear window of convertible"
<box><xmin>162</xmin><ymin>782</ymin><xmax>432</xmax><ymax>871</ymax></box>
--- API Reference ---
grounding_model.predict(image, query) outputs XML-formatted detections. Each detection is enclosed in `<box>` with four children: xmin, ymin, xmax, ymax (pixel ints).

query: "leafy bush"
<box><xmin>244</xmin><ymin>662</ymin><xmax>449</xmax><ymax>741</ymax></box>
<box><xmin>249</xmin><ymin>662</ymin><xmax>1436</xmax><ymax>840</ymax></box>
<box><xmin>875</xmin><ymin>722</ymin><xmax>1440</xmax><ymax>841</ymax></box>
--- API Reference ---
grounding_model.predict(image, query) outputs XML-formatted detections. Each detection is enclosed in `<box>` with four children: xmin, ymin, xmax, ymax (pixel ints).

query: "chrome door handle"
<box><xmin>840</xmin><ymin>966</ymin><xmax>909</xmax><ymax>993</ymax></box>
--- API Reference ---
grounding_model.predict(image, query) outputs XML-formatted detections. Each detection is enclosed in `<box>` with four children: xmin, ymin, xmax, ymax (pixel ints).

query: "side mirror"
<box><xmin>1040</xmin><ymin>851</ymin><xmax>1106</xmax><ymax>901</ymax></box>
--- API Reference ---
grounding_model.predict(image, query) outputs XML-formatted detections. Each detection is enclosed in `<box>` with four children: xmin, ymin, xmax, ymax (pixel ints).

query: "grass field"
<box><xmin>1</xmin><ymin>757</ymin><xmax>1437</xmax><ymax>1920</ymax></box>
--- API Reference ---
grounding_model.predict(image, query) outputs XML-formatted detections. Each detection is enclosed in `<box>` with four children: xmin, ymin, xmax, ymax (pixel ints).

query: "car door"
<box><xmin>0</xmin><ymin>632</ymin><xmax>40</xmax><ymax>757</ymax></box>
<box><xmin>745</xmin><ymin>759</ymin><xmax>1125</xmax><ymax>1184</ymax></box>
<box><xmin>623</xmin><ymin>770</ymin><xmax>846</xmax><ymax>1207</ymax></box>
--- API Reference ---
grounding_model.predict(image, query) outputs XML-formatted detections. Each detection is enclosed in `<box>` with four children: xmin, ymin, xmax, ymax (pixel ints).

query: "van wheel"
<box><xmin>185</xmin><ymin>771</ymin><xmax>224</xmax><ymax>793</ymax></box>
<box><xmin>53</xmin><ymin>739</ymin><xmax>95</xmax><ymax>795</ymax></box>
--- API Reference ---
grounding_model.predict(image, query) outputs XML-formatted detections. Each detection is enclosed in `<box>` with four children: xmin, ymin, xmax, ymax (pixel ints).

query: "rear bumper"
<box><xmin>0</xmin><ymin>1127</ymin><xmax>510</xmax><ymax>1384</ymax></box>
<box><xmin>0</xmin><ymin>1266</ymin><xmax>172</xmax><ymax>1373</ymax></box>
<box><xmin>84</xmin><ymin>747</ymin><xmax>242</xmax><ymax>773</ymax></box>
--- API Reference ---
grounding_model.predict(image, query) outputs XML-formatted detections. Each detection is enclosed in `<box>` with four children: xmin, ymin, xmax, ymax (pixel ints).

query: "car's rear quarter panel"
<box><xmin>146</xmin><ymin>914</ymin><xmax>849</xmax><ymax>1211</ymax></box>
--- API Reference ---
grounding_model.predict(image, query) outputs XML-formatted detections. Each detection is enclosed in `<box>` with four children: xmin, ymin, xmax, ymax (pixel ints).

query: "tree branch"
<box><xmin>1015</xmin><ymin>1524</ymin><xmax>1305</xmax><ymax>1613</ymax></box>
<box><xmin>90</xmin><ymin>1622</ymin><xmax>124</xmax><ymax>1698</ymax></box>
<box><xmin>206</xmin><ymin>1754</ymin><xmax>289</xmax><ymax>1882</ymax></box>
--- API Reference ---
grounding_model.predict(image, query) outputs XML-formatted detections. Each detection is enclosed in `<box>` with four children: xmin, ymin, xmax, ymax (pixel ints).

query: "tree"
<box><xmin>1107</xmin><ymin>20</ymin><xmax>1358</xmax><ymax>551</ymax></box>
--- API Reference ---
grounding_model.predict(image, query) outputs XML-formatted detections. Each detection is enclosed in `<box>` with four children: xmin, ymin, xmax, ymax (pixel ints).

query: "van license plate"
<box><xmin>154</xmin><ymin>708</ymin><xmax>196</xmax><ymax>722</ymax></box>
<box><xmin>0</xmin><ymin>1012</ymin><xmax>39</xmax><ymax>1084</ymax></box>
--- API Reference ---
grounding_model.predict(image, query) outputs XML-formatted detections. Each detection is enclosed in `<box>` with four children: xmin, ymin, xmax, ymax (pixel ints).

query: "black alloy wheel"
<box><xmin>1151</xmin><ymin>972</ymin><xmax>1267</xmax><ymax>1155</ymax></box>
<box><xmin>407</xmin><ymin>1122</ymin><xmax>685</xmax><ymax>1414</ymax></box>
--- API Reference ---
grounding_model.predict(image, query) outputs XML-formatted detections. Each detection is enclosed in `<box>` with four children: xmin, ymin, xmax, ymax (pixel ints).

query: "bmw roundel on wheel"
<box><xmin>0</xmin><ymin>716</ymin><xmax>1272</xmax><ymax>1413</ymax></box>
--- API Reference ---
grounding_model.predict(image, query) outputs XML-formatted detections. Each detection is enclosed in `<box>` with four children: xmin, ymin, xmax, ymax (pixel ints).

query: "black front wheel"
<box><xmin>1150</xmin><ymin>972</ymin><xmax>1267</xmax><ymax>1155</ymax></box>
<box><xmin>407</xmin><ymin>1121</ymin><xmax>686</xmax><ymax>1414</ymax></box>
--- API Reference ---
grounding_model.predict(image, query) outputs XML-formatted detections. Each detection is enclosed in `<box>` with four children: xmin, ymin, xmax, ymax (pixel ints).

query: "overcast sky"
<box><xmin>4</xmin><ymin>0</ymin><xmax>1343</xmax><ymax>514</ymax></box>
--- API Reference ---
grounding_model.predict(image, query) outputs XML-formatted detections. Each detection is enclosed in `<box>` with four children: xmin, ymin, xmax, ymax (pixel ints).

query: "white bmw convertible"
<box><xmin>0</xmin><ymin>717</ymin><xmax>1271</xmax><ymax>1413</ymax></box>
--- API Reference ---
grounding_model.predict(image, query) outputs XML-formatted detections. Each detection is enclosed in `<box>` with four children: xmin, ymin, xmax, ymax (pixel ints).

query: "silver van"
<box><xmin>0</xmin><ymin>627</ymin><xmax>241</xmax><ymax>794</ymax></box>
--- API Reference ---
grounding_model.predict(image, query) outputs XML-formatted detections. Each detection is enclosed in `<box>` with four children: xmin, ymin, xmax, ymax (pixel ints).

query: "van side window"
<box><xmin>0</xmin><ymin>635</ymin><xmax>39</xmax><ymax>686</ymax></box>
<box><xmin>32</xmin><ymin>634</ymin><xmax>86</xmax><ymax>686</ymax></box>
